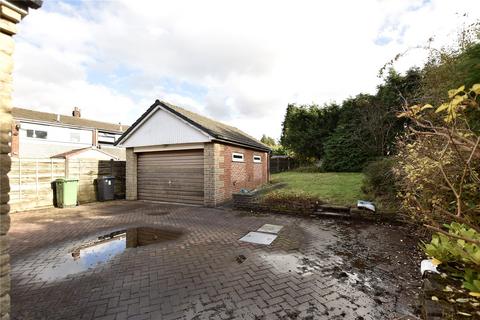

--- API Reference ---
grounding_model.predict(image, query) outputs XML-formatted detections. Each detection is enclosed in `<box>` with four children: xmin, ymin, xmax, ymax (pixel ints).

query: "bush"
<box><xmin>361</xmin><ymin>158</ymin><xmax>398</xmax><ymax>207</ymax></box>
<box><xmin>397</xmin><ymin>85</ymin><xmax>480</xmax><ymax>297</ymax></box>
<box><xmin>423</xmin><ymin>222</ymin><xmax>480</xmax><ymax>296</ymax></box>
<box><xmin>321</xmin><ymin>124</ymin><xmax>372</xmax><ymax>172</ymax></box>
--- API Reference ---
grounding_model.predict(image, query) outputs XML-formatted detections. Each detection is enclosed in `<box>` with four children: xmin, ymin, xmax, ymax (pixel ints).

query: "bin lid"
<box><xmin>98</xmin><ymin>176</ymin><xmax>115</xmax><ymax>180</ymax></box>
<box><xmin>56</xmin><ymin>178</ymin><xmax>79</xmax><ymax>182</ymax></box>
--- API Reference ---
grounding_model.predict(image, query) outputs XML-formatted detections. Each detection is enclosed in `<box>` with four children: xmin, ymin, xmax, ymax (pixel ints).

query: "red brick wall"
<box><xmin>217</xmin><ymin>143</ymin><xmax>268</xmax><ymax>203</ymax></box>
<box><xmin>10</xmin><ymin>121</ymin><xmax>19</xmax><ymax>156</ymax></box>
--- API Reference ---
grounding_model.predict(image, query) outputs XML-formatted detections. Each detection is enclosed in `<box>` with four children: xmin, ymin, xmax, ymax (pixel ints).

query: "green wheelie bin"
<box><xmin>55</xmin><ymin>178</ymin><xmax>79</xmax><ymax>208</ymax></box>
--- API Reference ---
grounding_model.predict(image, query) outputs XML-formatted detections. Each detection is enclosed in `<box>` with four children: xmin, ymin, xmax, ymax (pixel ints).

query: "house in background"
<box><xmin>116</xmin><ymin>100</ymin><xmax>271</xmax><ymax>207</ymax></box>
<box><xmin>51</xmin><ymin>147</ymin><xmax>119</xmax><ymax>161</ymax></box>
<box><xmin>11</xmin><ymin>107</ymin><xmax>129</xmax><ymax>160</ymax></box>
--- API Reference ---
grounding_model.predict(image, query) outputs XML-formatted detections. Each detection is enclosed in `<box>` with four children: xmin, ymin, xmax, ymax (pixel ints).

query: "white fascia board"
<box><xmin>133</xmin><ymin>143</ymin><xmax>205</xmax><ymax>153</ymax></box>
<box><xmin>117</xmin><ymin>106</ymin><xmax>160</xmax><ymax>145</ymax></box>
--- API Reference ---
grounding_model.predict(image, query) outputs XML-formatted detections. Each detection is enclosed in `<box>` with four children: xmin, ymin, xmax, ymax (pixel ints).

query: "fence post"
<box><xmin>65</xmin><ymin>158</ymin><xmax>69</xmax><ymax>178</ymax></box>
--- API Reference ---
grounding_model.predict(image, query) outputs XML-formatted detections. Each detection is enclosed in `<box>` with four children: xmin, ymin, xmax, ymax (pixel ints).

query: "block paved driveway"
<box><xmin>10</xmin><ymin>201</ymin><xmax>421</xmax><ymax>320</ymax></box>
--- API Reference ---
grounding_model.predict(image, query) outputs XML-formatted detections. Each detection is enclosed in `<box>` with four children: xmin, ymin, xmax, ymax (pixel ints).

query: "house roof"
<box><xmin>11</xmin><ymin>0</ymin><xmax>43</xmax><ymax>10</ymax></box>
<box><xmin>12</xmin><ymin>107</ymin><xmax>128</xmax><ymax>133</ymax></box>
<box><xmin>116</xmin><ymin>100</ymin><xmax>271</xmax><ymax>152</ymax></box>
<box><xmin>51</xmin><ymin>147</ymin><xmax>118</xmax><ymax>160</ymax></box>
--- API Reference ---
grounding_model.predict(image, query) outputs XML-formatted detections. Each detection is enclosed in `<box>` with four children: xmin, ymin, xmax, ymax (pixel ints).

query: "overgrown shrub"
<box><xmin>396</xmin><ymin>84</ymin><xmax>480</xmax><ymax>295</ymax></box>
<box><xmin>361</xmin><ymin>158</ymin><xmax>397</xmax><ymax>205</ymax></box>
<box><xmin>396</xmin><ymin>85</ymin><xmax>480</xmax><ymax>225</ymax></box>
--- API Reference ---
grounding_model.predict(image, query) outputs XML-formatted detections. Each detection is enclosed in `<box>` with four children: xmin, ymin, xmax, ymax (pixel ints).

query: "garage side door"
<box><xmin>137</xmin><ymin>149</ymin><xmax>204</xmax><ymax>205</ymax></box>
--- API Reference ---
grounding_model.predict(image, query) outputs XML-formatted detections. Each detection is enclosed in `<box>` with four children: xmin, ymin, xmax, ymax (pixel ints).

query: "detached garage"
<box><xmin>115</xmin><ymin>100</ymin><xmax>271</xmax><ymax>206</ymax></box>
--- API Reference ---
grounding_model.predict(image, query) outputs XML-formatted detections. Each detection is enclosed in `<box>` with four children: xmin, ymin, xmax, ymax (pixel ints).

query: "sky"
<box><xmin>12</xmin><ymin>0</ymin><xmax>479</xmax><ymax>140</ymax></box>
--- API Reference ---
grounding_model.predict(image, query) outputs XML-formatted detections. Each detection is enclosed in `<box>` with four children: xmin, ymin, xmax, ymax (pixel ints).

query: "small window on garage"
<box><xmin>253</xmin><ymin>155</ymin><xmax>262</xmax><ymax>163</ymax></box>
<box><xmin>26</xmin><ymin>129</ymin><xmax>48</xmax><ymax>139</ymax></box>
<box><xmin>232</xmin><ymin>152</ymin><xmax>244</xmax><ymax>162</ymax></box>
<box><xmin>34</xmin><ymin>130</ymin><xmax>48</xmax><ymax>139</ymax></box>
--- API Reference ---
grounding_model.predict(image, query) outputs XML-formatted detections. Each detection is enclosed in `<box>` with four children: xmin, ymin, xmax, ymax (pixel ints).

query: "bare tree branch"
<box><xmin>433</xmin><ymin>205</ymin><xmax>480</xmax><ymax>233</ymax></box>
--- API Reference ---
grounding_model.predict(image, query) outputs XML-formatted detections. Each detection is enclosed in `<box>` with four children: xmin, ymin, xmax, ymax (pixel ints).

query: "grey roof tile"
<box><xmin>117</xmin><ymin>100</ymin><xmax>270</xmax><ymax>152</ymax></box>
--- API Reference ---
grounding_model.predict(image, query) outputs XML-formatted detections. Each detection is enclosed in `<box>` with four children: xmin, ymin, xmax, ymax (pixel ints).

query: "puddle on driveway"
<box><xmin>261</xmin><ymin>253</ymin><xmax>301</xmax><ymax>274</ymax></box>
<box><xmin>37</xmin><ymin>227</ymin><xmax>183</xmax><ymax>281</ymax></box>
<box><xmin>260</xmin><ymin>253</ymin><xmax>324</xmax><ymax>276</ymax></box>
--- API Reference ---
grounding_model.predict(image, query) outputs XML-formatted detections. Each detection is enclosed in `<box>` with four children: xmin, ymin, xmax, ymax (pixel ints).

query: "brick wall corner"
<box><xmin>125</xmin><ymin>148</ymin><xmax>137</xmax><ymax>200</ymax></box>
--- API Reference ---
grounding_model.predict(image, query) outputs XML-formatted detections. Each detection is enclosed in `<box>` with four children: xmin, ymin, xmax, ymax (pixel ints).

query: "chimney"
<box><xmin>72</xmin><ymin>107</ymin><xmax>81</xmax><ymax>118</ymax></box>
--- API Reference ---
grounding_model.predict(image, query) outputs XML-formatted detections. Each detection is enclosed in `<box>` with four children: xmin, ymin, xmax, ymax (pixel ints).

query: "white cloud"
<box><xmin>12</xmin><ymin>0</ymin><xmax>479</xmax><ymax>140</ymax></box>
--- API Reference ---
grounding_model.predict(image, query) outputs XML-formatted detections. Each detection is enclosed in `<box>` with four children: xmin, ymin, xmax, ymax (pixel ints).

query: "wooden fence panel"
<box><xmin>66</xmin><ymin>159</ymin><xmax>126</xmax><ymax>204</ymax></box>
<box><xmin>8</xmin><ymin>158</ymin><xmax>126</xmax><ymax>212</ymax></box>
<box><xmin>8</xmin><ymin>158</ymin><xmax>65</xmax><ymax>212</ymax></box>
<box><xmin>270</xmin><ymin>157</ymin><xmax>298</xmax><ymax>173</ymax></box>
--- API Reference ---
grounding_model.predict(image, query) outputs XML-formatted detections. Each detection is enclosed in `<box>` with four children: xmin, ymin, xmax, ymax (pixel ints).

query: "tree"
<box><xmin>280</xmin><ymin>103</ymin><xmax>341</xmax><ymax>162</ymax></box>
<box><xmin>260</xmin><ymin>134</ymin><xmax>276</xmax><ymax>147</ymax></box>
<box><xmin>279</xmin><ymin>68</ymin><xmax>421</xmax><ymax>171</ymax></box>
<box><xmin>322</xmin><ymin>95</ymin><xmax>376</xmax><ymax>171</ymax></box>
<box><xmin>322</xmin><ymin>69</ymin><xmax>422</xmax><ymax>172</ymax></box>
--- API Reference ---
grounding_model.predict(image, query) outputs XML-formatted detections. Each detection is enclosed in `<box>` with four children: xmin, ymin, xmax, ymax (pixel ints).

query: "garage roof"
<box><xmin>51</xmin><ymin>147</ymin><xmax>119</xmax><ymax>160</ymax></box>
<box><xmin>116</xmin><ymin>100</ymin><xmax>271</xmax><ymax>152</ymax></box>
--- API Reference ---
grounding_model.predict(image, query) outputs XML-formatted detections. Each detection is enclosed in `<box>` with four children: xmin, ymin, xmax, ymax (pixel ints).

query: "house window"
<box><xmin>26</xmin><ymin>129</ymin><xmax>48</xmax><ymax>139</ymax></box>
<box><xmin>253</xmin><ymin>155</ymin><xmax>262</xmax><ymax>163</ymax></box>
<box><xmin>232</xmin><ymin>152</ymin><xmax>244</xmax><ymax>162</ymax></box>
<box><xmin>98</xmin><ymin>132</ymin><xmax>116</xmax><ymax>144</ymax></box>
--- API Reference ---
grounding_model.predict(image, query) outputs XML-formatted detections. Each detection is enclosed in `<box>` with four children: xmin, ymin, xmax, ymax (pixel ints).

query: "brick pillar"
<box><xmin>125</xmin><ymin>148</ymin><xmax>137</xmax><ymax>200</ymax></box>
<box><xmin>204</xmin><ymin>143</ymin><xmax>224</xmax><ymax>207</ymax></box>
<box><xmin>1</xmin><ymin>2</ymin><xmax>41</xmax><ymax>318</ymax></box>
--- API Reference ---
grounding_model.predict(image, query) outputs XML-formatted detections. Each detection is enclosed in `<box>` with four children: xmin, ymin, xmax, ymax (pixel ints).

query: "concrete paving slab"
<box><xmin>239</xmin><ymin>231</ymin><xmax>277</xmax><ymax>245</ymax></box>
<box><xmin>257</xmin><ymin>224</ymin><xmax>283</xmax><ymax>234</ymax></box>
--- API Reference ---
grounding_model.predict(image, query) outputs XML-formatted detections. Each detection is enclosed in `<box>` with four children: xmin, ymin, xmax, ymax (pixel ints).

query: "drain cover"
<box><xmin>239</xmin><ymin>231</ymin><xmax>277</xmax><ymax>245</ymax></box>
<box><xmin>236</xmin><ymin>255</ymin><xmax>247</xmax><ymax>264</ymax></box>
<box><xmin>257</xmin><ymin>224</ymin><xmax>283</xmax><ymax>234</ymax></box>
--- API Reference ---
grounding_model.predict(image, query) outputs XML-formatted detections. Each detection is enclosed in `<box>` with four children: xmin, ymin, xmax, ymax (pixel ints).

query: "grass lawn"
<box><xmin>270</xmin><ymin>171</ymin><xmax>365</xmax><ymax>206</ymax></box>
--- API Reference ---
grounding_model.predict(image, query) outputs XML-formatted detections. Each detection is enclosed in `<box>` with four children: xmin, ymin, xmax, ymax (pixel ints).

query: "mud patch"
<box><xmin>320</xmin><ymin>221</ymin><xmax>423</xmax><ymax>318</ymax></box>
<box><xmin>35</xmin><ymin>226</ymin><xmax>183</xmax><ymax>281</ymax></box>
